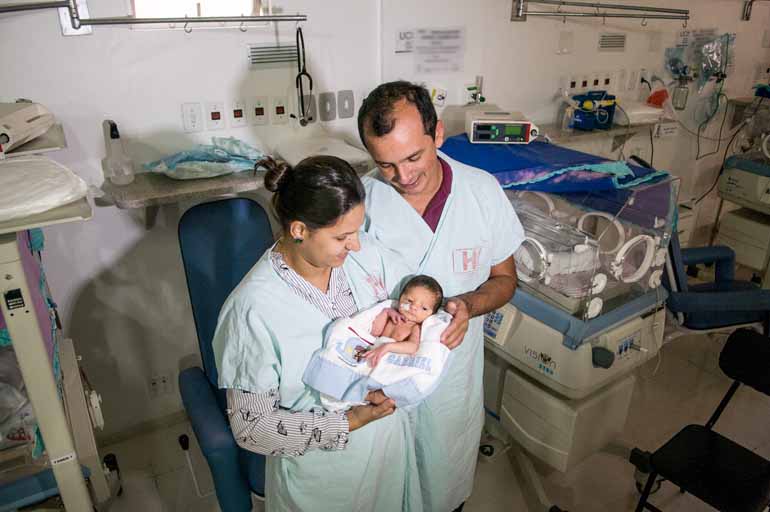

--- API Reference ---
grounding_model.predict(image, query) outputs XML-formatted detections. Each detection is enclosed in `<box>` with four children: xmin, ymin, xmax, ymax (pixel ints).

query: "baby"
<box><xmin>361</xmin><ymin>275</ymin><xmax>444</xmax><ymax>367</ymax></box>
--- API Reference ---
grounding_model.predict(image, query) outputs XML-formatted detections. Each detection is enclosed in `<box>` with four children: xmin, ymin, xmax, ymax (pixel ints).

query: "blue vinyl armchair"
<box><xmin>663</xmin><ymin>231</ymin><xmax>770</xmax><ymax>334</ymax></box>
<box><xmin>178</xmin><ymin>197</ymin><xmax>274</xmax><ymax>511</ymax></box>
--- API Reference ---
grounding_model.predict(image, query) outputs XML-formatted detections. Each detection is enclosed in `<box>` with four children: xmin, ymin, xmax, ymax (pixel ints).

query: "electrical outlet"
<box><xmin>248</xmin><ymin>96</ymin><xmax>269</xmax><ymax>126</ymax></box>
<box><xmin>591</xmin><ymin>73</ymin><xmax>602</xmax><ymax>89</ymax></box>
<box><xmin>602</xmin><ymin>71</ymin><xmax>613</xmax><ymax>91</ymax></box>
<box><xmin>617</xmin><ymin>69</ymin><xmax>628</xmax><ymax>92</ymax></box>
<box><xmin>181</xmin><ymin>102</ymin><xmax>203</xmax><ymax>133</ymax></box>
<box><xmin>159</xmin><ymin>373</ymin><xmax>172</xmax><ymax>395</ymax></box>
<box><xmin>271</xmin><ymin>97</ymin><xmax>288</xmax><ymax>124</ymax></box>
<box><xmin>230</xmin><ymin>100</ymin><xmax>246</xmax><ymax>128</ymax></box>
<box><xmin>337</xmin><ymin>90</ymin><xmax>355</xmax><ymax>119</ymax></box>
<box><xmin>639</xmin><ymin>68</ymin><xmax>650</xmax><ymax>86</ymax></box>
<box><xmin>149</xmin><ymin>376</ymin><xmax>160</xmax><ymax>399</ymax></box>
<box><xmin>568</xmin><ymin>75</ymin><xmax>579</xmax><ymax>93</ymax></box>
<box><xmin>628</xmin><ymin>70</ymin><xmax>638</xmax><ymax>91</ymax></box>
<box><xmin>579</xmin><ymin>75</ymin><xmax>590</xmax><ymax>92</ymax></box>
<box><xmin>205</xmin><ymin>102</ymin><xmax>224</xmax><ymax>130</ymax></box>
<box><xmin>318</xmin><ymin>92</ymin><xmax>337</xmax><ymax>122</ymax></box>
<box><xmin>149</xmin><ymin>373</ymin><xmax>173</xmax><ymax>398</ymax></box>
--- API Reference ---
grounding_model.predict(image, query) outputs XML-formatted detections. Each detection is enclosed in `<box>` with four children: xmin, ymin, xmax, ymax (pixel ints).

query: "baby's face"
<box><xmin>398</xmin><ymin>286</ymin><xmax>437</xmax><ymax>324</ymax></box>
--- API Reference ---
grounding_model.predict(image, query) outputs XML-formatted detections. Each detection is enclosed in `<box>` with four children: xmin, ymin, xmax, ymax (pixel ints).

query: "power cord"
<box><xmin>614</xmin><ymin>102</ymin><xmax>632</xmax><ymax>160</ymax></box>
<box><xmin>696</xmin><ymin>93</ymin><xmax>729</xmax><ymax>160</ymax></box>
<box><xmin>694</xmin><ymin>97</ymin><xmax>766</xmax><ymax>205</ymax></box>
<box><xmin>649</xmin><ymin>126</ymin><xmax>655</xmax><ymax>167</ymax></box>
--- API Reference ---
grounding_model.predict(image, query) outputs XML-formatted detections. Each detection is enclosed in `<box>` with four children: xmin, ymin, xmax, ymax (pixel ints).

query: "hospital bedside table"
<box><xmin>102</xmin><ymin>169</ymin><xmax>266</xmax><ymax>229</ymax></box>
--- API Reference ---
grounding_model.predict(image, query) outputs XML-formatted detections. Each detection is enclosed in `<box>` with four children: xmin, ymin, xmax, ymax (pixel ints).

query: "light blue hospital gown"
<box><xmin>363</xmin><ymin>151</ymin><xmax>524</xmax><ymax>511</ymax></box>
<box><xmin>213</xmin><ymin>234</ymin><xmax>422</xmax><ymax>512</ymax></box>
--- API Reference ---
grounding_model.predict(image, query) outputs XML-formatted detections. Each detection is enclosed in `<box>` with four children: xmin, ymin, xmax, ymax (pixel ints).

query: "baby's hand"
<box><xmin>386</xmin><ymin>308</ymin><xmax>405</xmax><ymax>324</ymax></box>
<box><xmin>362</xmin><ymin>344</ymin><xmax>391</xmax><ymax>368</ymax></box>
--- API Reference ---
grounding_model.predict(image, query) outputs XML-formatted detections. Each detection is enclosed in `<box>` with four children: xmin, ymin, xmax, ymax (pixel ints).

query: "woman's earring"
<box><xmin>293</xmin><ymin>238</ymin><xmax>303</xmax><ymax>244</ymax></box>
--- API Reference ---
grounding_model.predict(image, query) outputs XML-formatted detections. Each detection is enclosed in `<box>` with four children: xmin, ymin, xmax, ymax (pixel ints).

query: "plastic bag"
<box><xmin>696</xmin><ymin>34</ymin><xmax>731</xmax><ymax>93</ymax></box>
<box><xmin>144</xmin><ymin>136</ymin><xmax>267</xmax><ymax>180</ymax></box>
<box><xmin>0</xmin><ymin>156</ymin><xmax>88</xmax><ymax>222</ymax></box>
<box><xmin>665</xmin><ymin>47</ymin><xmax>689</xmax><ymax>79</ymax></box>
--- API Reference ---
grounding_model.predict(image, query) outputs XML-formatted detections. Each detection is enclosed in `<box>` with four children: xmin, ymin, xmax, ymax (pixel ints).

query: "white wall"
<box><xmin>1</xmin><ymin>0</ymin><xmax>768</xmax><ymax>436</ymax></box>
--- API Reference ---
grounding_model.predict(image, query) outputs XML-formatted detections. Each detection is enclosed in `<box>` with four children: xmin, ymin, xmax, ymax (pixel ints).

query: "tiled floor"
<box><xmin>101</xmin><ymin>332</ymin><xmax>770</xmax><ymax>511</ymax></box>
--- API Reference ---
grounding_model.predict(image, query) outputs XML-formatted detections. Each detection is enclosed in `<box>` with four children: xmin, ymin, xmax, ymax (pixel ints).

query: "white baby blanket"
<box><xmin>302</xmin><ymin>300</ymin><xmax>452</xmax><ymax>409</ymax></box>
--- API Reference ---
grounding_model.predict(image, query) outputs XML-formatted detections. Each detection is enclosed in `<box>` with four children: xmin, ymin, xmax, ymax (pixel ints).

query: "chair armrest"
<box><xmin>668</xmin><ymin>290</ymin><xmax>770</xmax><ymax>313</ymax></box>
<box><xmin>179</xmin><ymin>367</ymin><xmax>238</xmax><ymax>457</ymax></box>
<box><xmin>680</xmin><ymin>245</ymin><xmax>735</xmax><ymax>283</ymax></box>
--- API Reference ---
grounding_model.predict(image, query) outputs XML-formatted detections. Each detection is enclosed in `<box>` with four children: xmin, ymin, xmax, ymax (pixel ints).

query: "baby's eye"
<box><xmin>407</xmin><ymin>155</ymin><xmax>420</xmax><ymax>162</ymax></box>
<box><xmin>335</xmin><ymin>236</ymin><xmax>346</xmax><ymax>241</ymax></box>
<box><xmin>422</xmin><ymin>306</ymin><xmax>429</xmax><ymax>311</ymax></box>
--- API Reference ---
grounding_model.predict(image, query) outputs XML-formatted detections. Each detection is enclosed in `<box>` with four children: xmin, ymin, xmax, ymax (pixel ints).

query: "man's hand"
<box><xmin>440</xmin><ymin>256</ymin><xmax>518</xmax><ymax>350</ymax></box>
<box><xmin>441</xmin><ymin>297</ymin><xmax>470</xmax><ymax>350</ymax></box>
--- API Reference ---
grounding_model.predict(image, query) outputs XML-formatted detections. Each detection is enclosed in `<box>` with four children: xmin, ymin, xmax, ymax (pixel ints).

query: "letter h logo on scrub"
<box><xmin>453</xmin><ymin>248</ymin><xmax>482</xmax><ymax>273</ymax></box>
<box><xmin>366</xmin><ymin>274</ymin><xmax>388</xmax><ymax>301</ymax></box>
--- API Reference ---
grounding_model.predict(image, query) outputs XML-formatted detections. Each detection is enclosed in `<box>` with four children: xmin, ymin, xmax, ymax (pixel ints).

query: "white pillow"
<box><xmin>274</xmin><ymin>136</ymin><xmax>373</xmax><ymax>175</ymax></box>
<box><xmin>0</xmin><ymin>156</ymin><xmax>88</xmax><ymax>222</ymax></box>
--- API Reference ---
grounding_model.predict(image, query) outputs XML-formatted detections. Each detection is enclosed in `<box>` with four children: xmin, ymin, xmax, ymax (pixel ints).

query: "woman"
<box><xmin>212</xmin><ymin>156</ymin><xmax>420</xmax><ymax>512</ymax></box>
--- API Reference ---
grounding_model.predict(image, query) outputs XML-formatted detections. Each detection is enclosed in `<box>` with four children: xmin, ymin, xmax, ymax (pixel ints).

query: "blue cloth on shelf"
<box><xmin>440</xmin><ymin>135</ymin><xmax>668</xmax><ymax>192</ymax></box>
<box><xmin>144</xmin><ymin>137</ymin><xmax>266</xmax><ymax>180</ymax></box>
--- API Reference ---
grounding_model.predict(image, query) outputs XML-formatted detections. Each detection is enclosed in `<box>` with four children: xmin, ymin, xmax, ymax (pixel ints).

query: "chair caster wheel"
<box><xmin>479</xmin><ymin>444</ymin><xmax>494</xmax><ymax>457</ymax></box>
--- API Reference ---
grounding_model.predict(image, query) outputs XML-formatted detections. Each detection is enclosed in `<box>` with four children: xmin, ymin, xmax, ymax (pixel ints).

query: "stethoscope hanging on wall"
<box><xmin>290</xmin><ymin>26</ymin><xmax>313</xmax><ymax>126</ymax></box>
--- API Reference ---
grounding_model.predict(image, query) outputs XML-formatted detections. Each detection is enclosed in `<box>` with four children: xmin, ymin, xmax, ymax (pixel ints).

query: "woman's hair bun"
<box><xmin>261</xmin><ymin>157</ymin><xmax>293</xmax><ymax>193</ymax></box>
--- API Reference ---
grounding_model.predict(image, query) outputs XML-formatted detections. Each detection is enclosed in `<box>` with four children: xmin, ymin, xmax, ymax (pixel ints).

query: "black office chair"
<box><xmin>630</xmin><ymin>328</ymin><xmax>770</xmax><ymax>512</ymax></box>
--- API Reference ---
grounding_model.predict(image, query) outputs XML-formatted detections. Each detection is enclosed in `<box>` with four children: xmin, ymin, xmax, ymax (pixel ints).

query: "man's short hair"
<box><xmin>357</xmin><ymin>81</ymin><xmax>438</xmax><ymax>148</ymax></box>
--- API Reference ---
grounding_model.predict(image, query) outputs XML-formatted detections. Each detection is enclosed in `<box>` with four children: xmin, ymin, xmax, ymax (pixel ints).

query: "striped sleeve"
<box><xmin>226</xmin><ymin>388</ymin><xmax>350</xmax><ymax>457</ymax></box>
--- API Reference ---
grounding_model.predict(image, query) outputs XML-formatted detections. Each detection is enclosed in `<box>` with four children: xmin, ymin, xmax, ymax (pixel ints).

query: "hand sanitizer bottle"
<box><xmin>103</xmin><ymin>120</ymin><xmax>134</xmax><ymax>185</ymax></box>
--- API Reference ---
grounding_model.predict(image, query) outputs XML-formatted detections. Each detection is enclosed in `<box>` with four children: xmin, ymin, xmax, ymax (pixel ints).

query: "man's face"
<box><xmin>363</xmin><ymin>100</ymin><xmax>445</xmax><ymax>199</ymax></box>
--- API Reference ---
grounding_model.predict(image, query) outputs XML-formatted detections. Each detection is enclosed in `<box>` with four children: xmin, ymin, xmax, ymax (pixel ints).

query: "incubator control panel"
<box><xmin>718</xmin><ymin>167</ymin><xmax>770</xmax><ymax>215</ymax></box>
<box><xmin>483</xmin><ymin>303</ymin><xmax>517</xmax><ymax>345</ymax></box>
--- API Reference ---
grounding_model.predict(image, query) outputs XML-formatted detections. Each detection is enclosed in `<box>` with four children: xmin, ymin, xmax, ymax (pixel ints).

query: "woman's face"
<box><xmin>301</xmin><ymin>203</ymin><xmax>364</xmax><ymax>268</ymax></box>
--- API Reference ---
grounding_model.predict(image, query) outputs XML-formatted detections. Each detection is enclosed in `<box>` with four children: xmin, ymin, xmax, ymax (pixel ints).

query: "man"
<box><xmin>357</xmin><ymin>81</ymin><xmax>524</xmax><ymax>511</ymax></box>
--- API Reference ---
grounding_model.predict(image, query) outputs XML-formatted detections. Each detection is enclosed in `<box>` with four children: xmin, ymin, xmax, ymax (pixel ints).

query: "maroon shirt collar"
<box><xmin>421</xmin><ymin>157</ymin><xmax>453</xmax><ymax>232</ymax></box>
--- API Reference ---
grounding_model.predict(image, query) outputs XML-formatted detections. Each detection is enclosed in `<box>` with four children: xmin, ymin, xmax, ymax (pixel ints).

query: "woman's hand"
<box><xmin>346</xmin><ymin>390</ymin><xmax>395</xmax><ymax>431</ymax></box>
